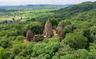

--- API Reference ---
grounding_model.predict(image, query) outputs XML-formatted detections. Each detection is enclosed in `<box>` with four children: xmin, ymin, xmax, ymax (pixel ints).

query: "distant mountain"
<box><xmin>0</xmin><ymin>4</ymin><xmax>70</xmax><ymax>11</ymax></box>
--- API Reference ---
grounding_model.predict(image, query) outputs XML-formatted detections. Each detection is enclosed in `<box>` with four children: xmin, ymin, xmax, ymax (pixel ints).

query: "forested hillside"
<box><xmin>54</xmin><ymin>1</ymin><xmax>96</xmax><ymax>20</ymax></box>
<box><xmin>0</xmin><ymin>8</ymin><xmax>17</xmax><ymax>12</ymax></box>
<box><xmin>0</xmin><ymin>1</ymin><xmax>96</xmax><ymax>59</ymax></box>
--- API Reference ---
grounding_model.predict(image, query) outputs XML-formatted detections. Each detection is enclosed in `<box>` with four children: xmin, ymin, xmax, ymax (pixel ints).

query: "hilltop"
<box><xmin>54</xmin><ymin>1</ymin><xmax>96</xmax><ymax>20</ymax></box>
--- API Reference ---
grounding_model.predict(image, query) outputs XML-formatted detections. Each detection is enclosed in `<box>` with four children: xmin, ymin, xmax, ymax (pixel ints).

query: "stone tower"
<box><xmin>26</xmin><ymin>30</ymin><xmax>33</xmax><ymax>41</ymax></box>
<box><xmin>43</xmin><ymin>20</ymin><xmax>53</xmax><ymax>38</ymax></box>
<box><xmin>56</xmin><ymin>21</ymin><xmax>64</xmax><ymax>39</ymax></box>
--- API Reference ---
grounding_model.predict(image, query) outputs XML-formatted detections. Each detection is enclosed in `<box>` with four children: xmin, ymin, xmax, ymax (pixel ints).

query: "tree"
<box><xmin>0</xmin><ymin>47</ymin><xmax>5</xmax><ymax>59</ymax></box>
<box><xmin>64</xmin><ymin>24</ymin><xmax>75</xmax><ymax>34</ymax></box>
<box><xmin>90</xmin><ymin>26</ymin><xmax>96</xmax><ymax>42</ymax></box>
<box><xmin>31</xmin><ymin>25</ymin><xmax>43</xmax><ymax>34</ymax></box>
<box><xmin>63</xmin><ymin>33</ymin><xmax>87</xmax><ymax>49</ymax></box>
<box><xmin>89</xmin><ymin>43</ymin><xmax>96</xmax><ymax>59</ymax></box>
<box><xmin>0</xmin><ymin>36</ymin><xmax>12</xmax><ymax>48</ymax></box>
<box><xmin>74</xmin><ymin>49</ymin><xmax>91</xmax><ymax>59</ymax></box>
<box><xmin>60</xmin><ymin>49</ymin><xmax>91</xmax><ymax>59</ymax></box>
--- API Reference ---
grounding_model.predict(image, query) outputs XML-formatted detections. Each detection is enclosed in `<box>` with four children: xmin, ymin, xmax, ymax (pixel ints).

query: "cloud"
<box><xmin>0</xmin><ymin>0</ymin><xmax>95</xmax><ymax>5</ymax></box>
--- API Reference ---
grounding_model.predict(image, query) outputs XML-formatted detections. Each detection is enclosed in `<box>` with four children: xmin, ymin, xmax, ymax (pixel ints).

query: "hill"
<box><xmin>54</xmin><ymin>1</ymin><xmax>96</xmax><ymax>20</ymax></box>
<box><xmin>28</xmin><ymin>1</ymin><xmax>96</xmax><ymax>23</ymax></box>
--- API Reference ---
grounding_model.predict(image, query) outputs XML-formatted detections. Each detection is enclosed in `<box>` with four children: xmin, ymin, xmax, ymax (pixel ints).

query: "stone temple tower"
<box><xmin>26</xmin><ymin>30</ymin><xmax>33</xmax><ymax>41</ymax></box>
<box><xmin>56</xmin><ymin>21</ymin><xmax>64</xmax><ymax>39</ymax></box>
<box><xmin>43</xmin><ymin>20</ymin><xmax>53</xmax><ymax>38</ymax></box>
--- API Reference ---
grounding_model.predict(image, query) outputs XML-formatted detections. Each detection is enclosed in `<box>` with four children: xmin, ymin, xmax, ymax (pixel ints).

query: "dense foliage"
<box><xmin>0</xmin><ymin>1</ymin><xmax>96</xmax><ymax>59</ymax></box>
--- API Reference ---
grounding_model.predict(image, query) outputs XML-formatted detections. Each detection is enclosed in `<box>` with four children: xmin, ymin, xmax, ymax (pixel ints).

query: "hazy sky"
<box><xmin>0</xmin><ymin>0</ymin><xmax>96</xmax><ymax>6</ymax></box>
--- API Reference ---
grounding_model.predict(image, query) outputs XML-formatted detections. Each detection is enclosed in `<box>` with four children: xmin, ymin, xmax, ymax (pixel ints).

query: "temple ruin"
<box><xmin>26</xmin><ymin>30</ymin><xmax>34</xmax><ymax>41</ymax></box>
<box><xmin>56</xmin><ymin>21</ymin><xmax>64</xmax><ymax>39</ymax></box>
<box><xmin>43</xmin><ymin>20</ymin><xmax>53</xmax><ymax>38</ymax></box>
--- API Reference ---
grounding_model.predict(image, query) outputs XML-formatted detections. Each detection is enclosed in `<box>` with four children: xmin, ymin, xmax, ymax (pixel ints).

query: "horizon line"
<box><xmin>0</xmin><ymin>1</ymin><xmax>95</xmax><ymax>6</ymax></box>
<box><xmin>0</xmin><ymin>4</ymin><xmax>72</xmax><ymax>6</ymax></box>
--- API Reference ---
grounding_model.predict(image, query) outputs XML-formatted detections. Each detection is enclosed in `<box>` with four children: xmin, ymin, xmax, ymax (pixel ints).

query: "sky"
<box><xmin>0</xmin><ymin>0</ymin><xmax>96</xmax><ymax>6</ymax></box>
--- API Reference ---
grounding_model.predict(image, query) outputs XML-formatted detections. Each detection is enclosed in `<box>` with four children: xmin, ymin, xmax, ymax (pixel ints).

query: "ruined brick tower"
<box><xmin>43</xmin><ymin>20</ymin><xmax>53</xmax><ymax>37</ymax></box>
<box><xmin>56</xmin><ymin>21</ymin><xmax>64</xmax><ymax>39</ymax></box>
<box><xmin>26</xmin><ymin>30</ymin><xmax>33</xmax><ymax>41</ymax></box>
